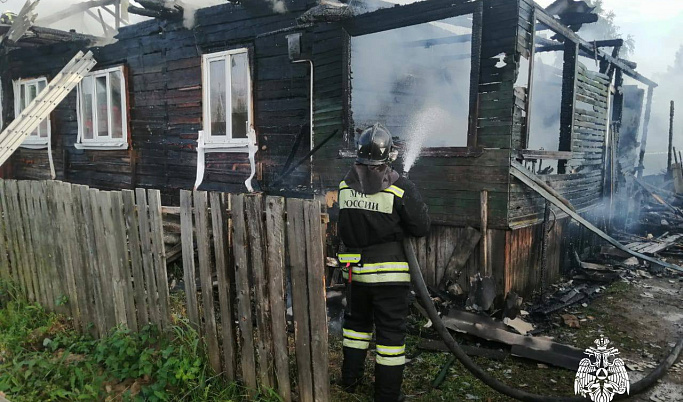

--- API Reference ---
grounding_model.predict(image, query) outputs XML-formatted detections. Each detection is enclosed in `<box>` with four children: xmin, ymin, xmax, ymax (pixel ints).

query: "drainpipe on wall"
<box><xmin>287</xmin><ymin>32</ymin><xmax>314</xmax><ymax>185</ymax></box>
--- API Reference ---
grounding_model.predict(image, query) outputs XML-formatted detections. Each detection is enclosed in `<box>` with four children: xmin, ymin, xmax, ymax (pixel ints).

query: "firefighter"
<box><xmin>337</xmin><ymin>123</ymin><xmax>430</xmax><ymax>402</ymax></box>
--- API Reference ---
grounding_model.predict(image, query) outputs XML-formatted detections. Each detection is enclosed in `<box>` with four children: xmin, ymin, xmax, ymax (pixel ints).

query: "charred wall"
<box><xmin>508</xmin><ymin>0</ymin><xmax>610</xmax><ymax>227</ymax></box>
<box><xmin>3</xmin><ymin>0</ymin><xmax>316</xmax><ymax>203</ymax></box>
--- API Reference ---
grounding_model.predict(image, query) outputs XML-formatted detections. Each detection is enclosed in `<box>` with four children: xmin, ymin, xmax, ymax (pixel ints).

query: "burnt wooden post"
<box><xmin>637</xmin><ymin>85</ymin><xmax>655</xmax><ymax>178</ymax></box>
<box><xmin>559</xmin><ymin>40</ymin><xmax>579</xmax><ymax>174</ymax></box>
<box><xmin>540</xmin><ymin>200</ymin><xmax>551</xmax><ymax>301</ymax></box>
<box><xmin>480</xmin><ymin>190</ymin><xmax>488</xmax><ymax>275</ymax></box>
<box><xmin>668</xmin><ymin>101</ymin><xmax>675</xmax><ymax>177</ymax></box>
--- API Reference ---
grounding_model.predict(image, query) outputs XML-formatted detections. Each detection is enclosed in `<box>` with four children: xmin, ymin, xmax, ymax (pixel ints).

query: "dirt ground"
<box><xmin>328</xmin><ymin>274</ymin><xmax>683</xmax><ymax>401</ymax></box>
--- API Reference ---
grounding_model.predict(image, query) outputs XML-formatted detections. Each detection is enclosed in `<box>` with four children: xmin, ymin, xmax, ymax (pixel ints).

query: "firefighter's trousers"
<box><xmin>342</xmin><ymin>283</ymin><xmax>410</xmax><ymax>402</ymax></box>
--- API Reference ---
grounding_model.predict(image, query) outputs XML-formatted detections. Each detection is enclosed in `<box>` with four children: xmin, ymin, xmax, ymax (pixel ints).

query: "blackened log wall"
<box><xmin>3</xmin><ymin>0</ymin><xmax>316</xmax><ymax>204</ymax></box>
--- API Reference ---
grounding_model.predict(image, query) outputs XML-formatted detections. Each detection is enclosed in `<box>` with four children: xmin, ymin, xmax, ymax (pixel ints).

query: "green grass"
<box><xmin>0</xmin><ymin>279</ymin><xmax>281</xmax><ymax>402</ymax></box>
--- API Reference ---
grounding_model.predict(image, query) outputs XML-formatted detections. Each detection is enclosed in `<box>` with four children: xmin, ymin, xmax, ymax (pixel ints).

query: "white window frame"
<box><xmin>13</xmin><ymin>77</ymin><xmax>50</xmax><ymax>149</ymax></box>
<box><xmin>75</xmin><ymin>65</ymin><xmax>129</xmax><ymax>150</ymax></box>
<box><xmin>202</xmin><ymin>48</ymin><xmax>253</xmax><ymax>150</ymax></box>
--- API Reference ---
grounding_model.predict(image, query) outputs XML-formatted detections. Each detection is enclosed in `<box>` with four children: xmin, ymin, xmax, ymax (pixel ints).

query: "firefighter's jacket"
<box><xmin>338</xmin><ymin>164</ymin><xmax>430</xmax><ymax>285</ymax></box>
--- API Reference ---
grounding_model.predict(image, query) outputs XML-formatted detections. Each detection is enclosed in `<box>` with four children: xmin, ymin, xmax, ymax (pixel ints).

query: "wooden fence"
<box><xmin>179</xmin><ymin>191</ymin><xmax>329</xmax><ymax>402</ymax></box>
<box><xmin>0</xmin><ymin>179</ymin><xmax>170</xmax><ymax>337</ymax></box>
<box><xmin>0</xmin><ymin>180</ymin><xmax>331</xmax><ymax>401</ymax></box>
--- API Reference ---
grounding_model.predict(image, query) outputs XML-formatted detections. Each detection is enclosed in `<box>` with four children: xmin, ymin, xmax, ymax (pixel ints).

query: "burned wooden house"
<box><xmin>0</xmin><ymin>0</ymin><xmax>658</xmax><ymax>297</ymax></box>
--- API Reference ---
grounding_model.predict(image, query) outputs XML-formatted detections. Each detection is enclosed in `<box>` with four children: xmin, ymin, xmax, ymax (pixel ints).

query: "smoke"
<box><xmin>641</xmin><ymin>48</ymin><xmax>683</xmax><ymax>175</ymax></box>
<box><xmin>175</xmin><ymin>0</ymin><xmax>224</xmax><ymax>29</ymax></box>
<box><xmin>350</xmin><ymin>13</ymin><xmax>472</xmax><ymax>160</ymax></box>
<box><xmin>266</xmin><ymin>0</ymin><xmax>287</xmax><ymax>14</ymax></box>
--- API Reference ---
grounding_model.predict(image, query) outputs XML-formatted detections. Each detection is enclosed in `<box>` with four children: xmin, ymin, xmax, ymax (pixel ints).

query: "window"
<box><xmin>349</xmin><ymin>13</ymin><xmax>476</xmax><ymax>150</ymax></box>
<box><xmin>202</xmin><ymin>49</ymin><xmax>252</xmax><ymax>147</ymax></box>
<box><xmin>76</xmin><ymin>66</ymin><xmax>128</xmax><ymax>150</ymax></box>
<box><xmin>14</xmin><ymin>77</ymin><xmax>50</xmax><ymax>148</ymax></box>
<box><xmin>525</xmin><ymin>19</ymin><xmax>565</xmax><ymax>152</ymax></box>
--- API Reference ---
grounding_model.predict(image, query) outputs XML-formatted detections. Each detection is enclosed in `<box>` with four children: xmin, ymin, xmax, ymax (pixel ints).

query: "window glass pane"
<box><xmin>209</xmin><ymin>59</ymin><xmax>227</xmax><ymax>136</ymax></box>
<box><xmin>20</xmin><ymin>84</ymin><xmax>26</xmax><ymax>111</ymax></box>
<box><xmin>82</xmin><ymin>77</ymin><xmax>94</xmax><ymax>140</ymax></box>
<box><xmin>231</xmin><ymin>53</ymin><xmax>249</xmax><ymax>139</ymax></box>
<box><xmin>110</xmin><ymin>71</ymin><xmax>123</xmax><ymax>139</ymax></box>
<box><xmin>37</xmin><ymin>81</ymin><xmax>48</xmax><ymax>138</ymax></box>
<box><xmin>28</xmin><ymin>84</ymin><xmax>38</xmax><ymax>137</ymax></box>
<box><xmin>96</xmin><ymin>76</ymin><xmax>109</xmax><ymax>137</ymax></box>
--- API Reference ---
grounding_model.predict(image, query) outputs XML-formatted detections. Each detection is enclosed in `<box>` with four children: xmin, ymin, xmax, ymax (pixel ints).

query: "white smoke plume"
<box><xmin>266</xmin><ymin>0</ymin><xmax>287</xmax><ymax>14</ymax></box>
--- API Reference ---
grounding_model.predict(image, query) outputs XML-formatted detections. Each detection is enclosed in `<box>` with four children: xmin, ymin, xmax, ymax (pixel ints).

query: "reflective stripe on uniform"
<box><xmin>384</xmin><ymin>185</ymin><xmax>405</xmax><ymax>198</ymax></box>
<box><xmin>343</xmin><ymin>328</ymin><xmax>372</xmax><ymax>350</ymax></box>
<box><xmin>343</xmin><ymin>338</ymin><xmax>370</xmax><ymax>350</ymax></box>
<box><xmin>343</xmin><ymin>328</ymin><xmax>372</xmax><ymax>340</ymax></box>
<box><xmin>343</xmin><ymin>271</ymin><xmax>411</xmax><ymax>283</ymax></box>
<box><xmin>352</xmin><ymin>262</ymin><xmax>409</xmax><ymax>274</ymax></box>
<box><xmin>376</xmin><ymin>344</ymin><xmax>405</xmax><ymax>356</ymax></box>
<box><xmin>341</xmin><ymin>261</ymin><xmax>410</xmax><ymax>283</ymax></box>
<box><xmin>376</xmin><ymin>344</ymin><xmax>406</xmax><ymax>366</ymax></box>
<box><xmin>339</xmin><ymin>181</ymin><xmax>350</xmax><ymax>190</ymax></box>
<box><xmin>376</xmin><ymin>354</ymin><xmax>406</xmax><ymax>366</ymax></box>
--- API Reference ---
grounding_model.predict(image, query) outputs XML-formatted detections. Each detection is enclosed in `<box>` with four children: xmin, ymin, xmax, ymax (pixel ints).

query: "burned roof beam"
<box><xmin>534</xmin><ymin>5</ymin><xmax>657</xmax><ymax>87</ymax></box>
<box><xmin>342</xmin><ymin>0</ymin><xmax>477</xmax><ymax>37</ymax></box>
<box><xmin>38</xmin><ymin>0</ymin><xmax>117</xmax><ymax>26</ymax></box>
<box><xmin>536</xmin><ymin>11</ymin><xmax>598</xmax><ymax>29</ymax></box>
<box><xmin>128</xmin><ymin>0</ymin><xmax>182</xmax><ymax>21</ymax></box>
<box><xmin>536</xmin><ymin>38</ymin><xmax>624</xmax><ymax>53</ymax></box>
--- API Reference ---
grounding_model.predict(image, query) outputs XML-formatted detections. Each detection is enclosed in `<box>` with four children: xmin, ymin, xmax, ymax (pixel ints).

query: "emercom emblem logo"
<box><xmin>575</xmin><ymin>335</ymin><xmax>630</xmax><ymax>402</ymax></box>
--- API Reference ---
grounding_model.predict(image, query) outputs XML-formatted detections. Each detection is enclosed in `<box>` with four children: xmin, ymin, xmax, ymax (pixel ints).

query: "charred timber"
<box><xmin>128</xmin><ymin>5</ymin><xmax>182</xmax><ymax>21</ymax></box>
<box><xmin>536</xmin><ymin>38</ymin><xmax>623</xmax><ymax>53</ymax></box>
<box><xmin>136</xmin><ymin>0</ymin><xmax>183</xmax><ymax>14</ymax></box>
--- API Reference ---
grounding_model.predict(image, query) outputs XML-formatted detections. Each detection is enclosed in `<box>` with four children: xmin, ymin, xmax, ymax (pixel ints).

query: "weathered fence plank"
<box><xmin>209</xmin><ymin>192</ymin><xmax>237</xmax><ymax>382</ymax></box>
<box><xmin>193</xmin><ymin>190</ymin><xmax>221</xmax><ymax>374</ymax></box>
<box><xmin>179</xmin><ymin>190</ymin><xmax>200</xmax><ymax>331</ymax></box>
<box><xmin>111</xmin><ymin>191</ymin><xmax>138</xmax><ymax>332</ymax></box>
<box><xmin>55</xmin><ymin>183</ymin><xmax>81</xmax><ymax>329</ymax></box>
<box><xmin>122</xmin><ymin>190</ymin><xmax>149</xmax><ymax>327</ymax></box>
<box><xmin>6</xmin><ymin>181</ymin><xmax>32</xmax><ymax>301</ymax></box>
<box><xmin>136</xmin><ymin>188</ymin><xmax>161</xmax><ymax>329</ymax></box>
<box><xmin>286</xmin><ymin>198</ymin><xmax>314</xmax><ymax>402</ymax></box>
<box><xmin>147</xmin><ymin>190</ymin><xmax>170</xmax><ymax>329</ymax></box>
<box><xmin>0</xmin><ymin>181</ymin><xmax>9</xmax><ymax>282</ymax></box>
<box><xmin>80</xmin><ymin>186</ymin><xmax>106</xmax><ymax>337</ymax></box>
<box><xmin>245</xmin><ymin>194</ymin><xmax>275</xmax><ymax>389</ymax></box>
<box><xmin>71</xmin><ymin>184</ymin><xmax>95</xmax><ymax>333</ymax></box>
<box><xmin>90</xmin><ymin>188</ymin><xmax>117</xmax><ymax>332</ymax></box>
<box><xmin>264</xmin><ymin>196</ymin><xmax>291</xmax><ymax>402</ymax></box>
<box><xmin>0</xmin><ymin>182</ymin><xmax>15</xmax><ymax>284</ymax></box>
<box><xmin>16</xmin><ymin>182</ymin><xmax>39</xmax><ymax>305</ymax></box>
<box><xmin>231</xmin><ymin>193</ymin><xmax>258</xmax><ymax>392</ymax></box>
<box><xmin>99</xmin><ymin>191</ymin><xmax>128</xmax><ymax>327</ymax></box>
<box><xmin>305</xmin><ymin>200</ymin><xmax>330</xmax><ymax>402</ymax></box>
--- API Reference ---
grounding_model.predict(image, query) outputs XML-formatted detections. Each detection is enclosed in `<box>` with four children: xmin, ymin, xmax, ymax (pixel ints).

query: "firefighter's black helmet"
<box><xmin>356</xmin><ymin>123</ymin><xmax>395</xmax><ymax>165</ymax></box>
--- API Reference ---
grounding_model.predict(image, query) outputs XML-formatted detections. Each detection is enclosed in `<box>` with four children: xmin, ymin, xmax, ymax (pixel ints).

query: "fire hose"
<box><xmin>403</xmin><ymin>238</ymin><xmax>683</xmax><ymax>402</ymax></box>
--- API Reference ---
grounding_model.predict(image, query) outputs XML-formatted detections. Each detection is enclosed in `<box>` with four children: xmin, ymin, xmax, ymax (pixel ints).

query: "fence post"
<box><xmin>210</xmin><ymin>192</ymin><xmax>237</xmax><ymax>382</ymax></box>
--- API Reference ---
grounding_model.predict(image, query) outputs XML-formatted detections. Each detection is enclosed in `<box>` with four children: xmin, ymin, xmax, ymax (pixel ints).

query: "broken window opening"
<box><xmin>14</xmin><ymin>76</ymin><xmax>50</xmax><ymax>148</ymax></box>
<box><xmin>349</xmin><ymin>13</ymin><xmax>475</xmax><ymax>150</ymax></box>
<box><xmin>76</xmin><ymin>65</ymin><xmax>128</xmax><ymax>150</ymax></box>
<box><xmin>525</xmin><ymin>20</ymin><xmax>565</xmax><ymax>153</ymax></box>
<box><xmin>202</xmin><ymin>48</ymin><xmax>252</xmax><ymax>146</ymax></box>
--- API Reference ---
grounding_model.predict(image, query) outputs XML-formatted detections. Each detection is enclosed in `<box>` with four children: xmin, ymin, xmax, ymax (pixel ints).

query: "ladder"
<box><xmin>0</xmin><ymin>50</ymin><xmax>97</xmax><ymax>166</ymax></box>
